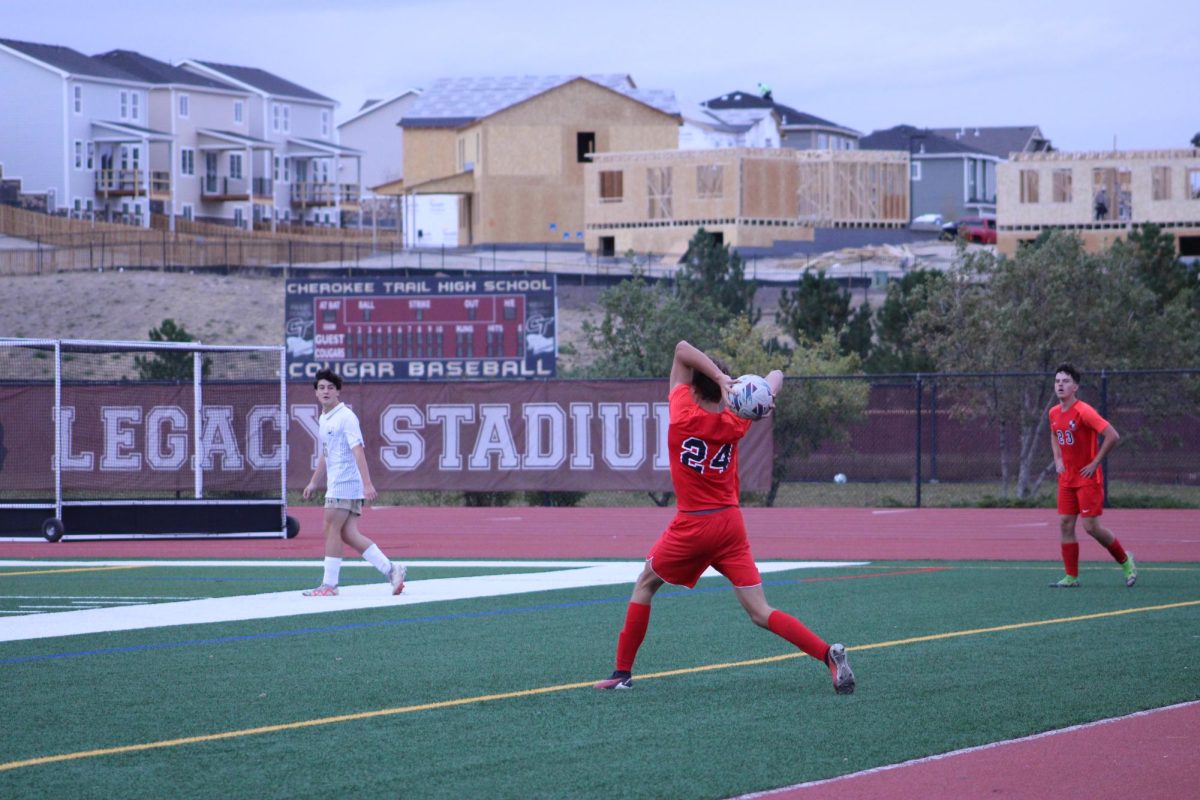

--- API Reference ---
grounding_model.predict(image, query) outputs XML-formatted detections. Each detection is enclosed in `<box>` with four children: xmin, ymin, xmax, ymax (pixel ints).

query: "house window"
<box><xmin>272</xmin><ymin>104</ymin><xmax>281</xmax><ymax>131</ymax></box>
<box><xmin>131</xmin><ymin>92</ymin><xmax>140</xmax><ymax>121</ymax></box>
<box><xmin>1189</xmin><ymin>169</ymin><xmax>1200</xmax><ymax>200</ymax></box>
<box><xmin>282</xmin><ymin>105</ymin><xmax>290</xmax><ymax>132</ymax></box>
<box><xmin>181</xmin><ymin>204</ymin><xmax>193</xmax><ymax>220</ymax></box>
<box><xmin>74</xmin><ymin>141</ymin><xmax>83</xmax><ymax>170</ymax></box>
<box><xmin>817</xmin><ymin>133</ymin><xmax>828</xmax><ymax>149</ymax></box>
<box><xmin>1052</xmin><ymin>169</ymin><xmax>1072</xmax><ymax>203</ymax></box>
<box><xmin>910</xmin><ymin>161</ymin><xmax>922</xmax><ymax>181</ymax></box>
<box><xmin>234</xmin><ymin>207</ymin><xmax>244</xmax><ymax>228</ymax></box>
<box><xmin>1019</xmin><ymin>169</ymin><xmax>1039</xmax><ymax>203</ymax></box>
<box><xmin>234</xmin><ymin>100</ymin><xmax>244</xmax><ymax>124</ymax></box>
<box><xmin>73</xmin><ymin>85</ymin><xmax>82</xmax><ymax>114</ymax></box>
<box><xmin>647</xmin><ymin>167</ymin><xmax>672</xmax><ymax>220</ymax></box>
<box><xmin>576</xmin><ymin>132</ymin><xmax>596</xmax><ymax>163</ymax></box>
<box><xmin>120</xmin><ymin>91</ymin><xmax>129</xmax><ymax>119</ymax></box>
<box><xmin>1152</xmin><ymin>167</ymin><xmax>1171</xmax><ymax>200</ymax></box>
<box><xmin>283</xmin><ymin>158</ymin><xmax>291</xmax><ymax>182</ymax></box>
<box><xmin>273</xmin><ymin>156</ymin><xmax>280</xmax><ymax>181</ymax></box>
<box><xmin>181</xmin><ymin>148</ymin><xmax>195</xmax><ymax>176</ymax></box>
<box><xmin>321</xmin><ymin>110</ymin><xmax>330</xmax><ymax>137</ymax></box>
<box><xmin>179</xmin><ymin>94</ymin><xmax>189</xmax><ymax>118</ymax></box>
<box><xmin>599</xmin><ymin>170</ymin><xmax>623</xmax><ymax>202</ymax></box>
<box><xmin>696</xmin><ymin>164</ymin><xmax>723</xmax><ymax>198</ymax></box>
<box><xmin>86</xmin><ymin>142</ymin><xmax>94</xmax><ymax>170</ymax></box>
<box><xmin>229</xmin><ymin>153</ymin><xmax>243</xmax><ymax>179</ymax></box>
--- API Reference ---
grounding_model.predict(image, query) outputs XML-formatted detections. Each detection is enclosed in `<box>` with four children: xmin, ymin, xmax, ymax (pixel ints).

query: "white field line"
<box><xmin>0</xmin><ymin>560</ymin><xmax>867</xmax><ymax>644</ymax></box>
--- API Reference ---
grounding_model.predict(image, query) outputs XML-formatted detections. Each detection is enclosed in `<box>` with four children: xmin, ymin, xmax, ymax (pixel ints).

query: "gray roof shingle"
<box><xmin>95</xmin><ymin>50</ymin><xmax>238</xmax><ymax>90</ymax></box>
<box><xmin>929</xmin><ymin>126</ymin><xmax>1051</xmax><ymax>159</ymax></box>
<box><xmin>860</xmin><ymin>124</ymin><xmax>994</xmax><ymax>156</ymax></box>
<box><xmin>0</xmin><ymin>37</ymin><xmax>140</xmax><ymax>82</ymax></box>
<box><xmin>195</xmin><ymin>60</ymin><xmax>332</xmax><ymax>102</ymax></box>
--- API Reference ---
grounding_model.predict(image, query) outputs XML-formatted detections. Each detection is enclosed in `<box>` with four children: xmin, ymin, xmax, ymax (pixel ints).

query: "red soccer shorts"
<box><xmin>1058</xmin><ymin>483</ymin><xmax>1104</xmax><ymax>517</ymax></box>
<box><xmin>647</xmin><ymin>507</ymin><xmax>762</xmax><ymax>589</ymax></box>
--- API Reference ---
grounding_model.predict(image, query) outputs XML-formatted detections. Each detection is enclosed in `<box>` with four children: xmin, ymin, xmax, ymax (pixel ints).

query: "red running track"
<box><xmin>3</xmin><ymin>507</ymin><xmax>1197</xmax><ymax>562</ymax></box>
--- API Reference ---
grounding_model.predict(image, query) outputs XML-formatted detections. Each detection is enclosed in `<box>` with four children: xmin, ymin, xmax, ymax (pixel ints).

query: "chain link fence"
<box><xmin>436</xmin><ymin>370</ymin><xmax>1200</xmax><ymax>509</ymax></box>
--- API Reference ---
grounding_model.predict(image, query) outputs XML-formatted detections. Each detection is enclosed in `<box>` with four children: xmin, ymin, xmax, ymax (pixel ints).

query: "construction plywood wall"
<box><xmin>741</xmin><ymin>157</ymin><xmax>800</xmax><ymax>219</ymax></box>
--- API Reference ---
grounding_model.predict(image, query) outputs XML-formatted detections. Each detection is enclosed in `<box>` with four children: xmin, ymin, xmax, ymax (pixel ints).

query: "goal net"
<box><xmin>0</xmin><ymin>338</ymin><xmax>289</xmax><ymax>540</ymax></box>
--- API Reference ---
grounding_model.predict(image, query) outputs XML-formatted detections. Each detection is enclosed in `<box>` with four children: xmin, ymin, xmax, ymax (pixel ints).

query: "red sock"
<box><xmin>615</xmin><ymin>602</ymin><xmax>651</xmax><ymax>673</ymax></box>
<box><xmin>1105</xmin><ymin>538</ymin><xmax>1128</xmax><ymax>564</ymax></box>
<box><xmin>1061</xmin><ymin>542</ymin><xmax>1080</xmax><ymax>578</ymax></box>
<box><xmin>767</xmin><ymin>610</ymin><xmax>829</xmax><ymax>663</ymax></box>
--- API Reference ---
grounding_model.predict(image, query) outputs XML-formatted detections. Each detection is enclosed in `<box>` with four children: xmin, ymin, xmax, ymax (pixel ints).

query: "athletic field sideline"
<box><xmin>0</xmin><ymin>557</ymin><xmax>1196</xmax><ymax>798</ymax></box>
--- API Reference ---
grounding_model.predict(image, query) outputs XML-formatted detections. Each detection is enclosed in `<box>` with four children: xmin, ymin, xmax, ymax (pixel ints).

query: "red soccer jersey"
<box><xmin>668</xmin><ymin>383</ymin><xmax>753</xmax><ymax>511</ymax></box>
<box><xmin>1048</xmin><ymin>399</ymin><xmax>1109</xmax><ymax>487</ymax></box>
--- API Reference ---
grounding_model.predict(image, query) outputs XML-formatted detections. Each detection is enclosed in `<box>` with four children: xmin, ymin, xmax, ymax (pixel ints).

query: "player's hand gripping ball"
<box><xmin>728</xmin><ymin>374</ymin><xmax>774</xmax><ymax>420</ymax></box>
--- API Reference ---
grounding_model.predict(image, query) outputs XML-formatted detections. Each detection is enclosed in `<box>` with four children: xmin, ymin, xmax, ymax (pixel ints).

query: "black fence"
<box><xmin>762</xmin><ymin>369</ymin><xmax>1200</xmax><ymax>509</ymax></box>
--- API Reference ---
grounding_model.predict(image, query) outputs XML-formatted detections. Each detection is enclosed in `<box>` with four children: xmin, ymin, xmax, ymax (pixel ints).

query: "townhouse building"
<box><xmin>95</xmin><ymin>50</ymin><xmax>259</xmax><ymax>229</ymax></box>
<box><xmin>179</xmin><ymin>60</ymin><xmax>361</xmax><ymax>227</ymax></box>
<box><xmin>997</xmin><ymin>148</ymin><xmax>1200</xmax><ymax>256</ymax></box>
<box><xmin>398</xmin><ymin>75</ymin><xmax>679</xmax><ymax>247</ymax></box>
<box><xmin>0</xmin><ymin>37</ymin><xmax>157</xmax><ymax>225</ymax></box>
<box><xmin>336</xmin><ymin>90</ymin><xmax>421</xmax><ymax>232</ymax></box>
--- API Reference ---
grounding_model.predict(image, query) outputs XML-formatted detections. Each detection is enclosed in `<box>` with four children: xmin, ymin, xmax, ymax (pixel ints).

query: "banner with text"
<box><xmin>0</xmin><ymin>382</ymin><xmax>772</xmax><ymax>494</ymax></box>
<box><xmin>285</xmin><ymin>274</ymin><xmax>557</xmax><ymax>381</ymax></box>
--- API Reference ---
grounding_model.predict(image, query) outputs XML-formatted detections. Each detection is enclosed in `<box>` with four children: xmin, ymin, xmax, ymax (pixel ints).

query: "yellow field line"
<box><xmin>0</xmin><ymin>565</ymin><xmax>149</xmax><ymax>578</ymax></box>
<box><xmin>2</xmin><ymin>598</ymin><xmax>1197</xmax><ymax>773</ymax></box>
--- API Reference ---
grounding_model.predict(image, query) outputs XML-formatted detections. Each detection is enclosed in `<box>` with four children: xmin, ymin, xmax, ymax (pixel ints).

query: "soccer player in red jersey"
<box><xmin>593</xmin><ymin>341</ymin><xmax>855</xmax><ymax>693</ymax></box>
<box><xmin>1047</xmin><ymin>363</ymin><xmax>1136</xmax><ymax>588</ymax></box>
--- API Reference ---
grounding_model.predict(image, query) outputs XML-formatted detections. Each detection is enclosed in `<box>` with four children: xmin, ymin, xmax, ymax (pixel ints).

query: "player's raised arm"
<box><xmin>670</xmin><ymin>340</ymin><xmax>732</xmax><ymax>395</ymax></box>
<box><xmin>765</xmin><ymin>370</ymin><xmax>783</xmax><ymax>397</ymax></box>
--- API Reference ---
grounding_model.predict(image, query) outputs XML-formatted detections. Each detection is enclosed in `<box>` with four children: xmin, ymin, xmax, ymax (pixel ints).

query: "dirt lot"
<box><xmin>0</xmin><ymin>270</ymin><xmax>604</xmax><ymax>372</ymax></box>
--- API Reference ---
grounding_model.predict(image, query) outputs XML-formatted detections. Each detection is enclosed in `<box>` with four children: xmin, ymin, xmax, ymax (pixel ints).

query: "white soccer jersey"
<box><xmin>319</xmin><ymin>402</ymin><xmax>365</xmax><ymax>499</ymax></box>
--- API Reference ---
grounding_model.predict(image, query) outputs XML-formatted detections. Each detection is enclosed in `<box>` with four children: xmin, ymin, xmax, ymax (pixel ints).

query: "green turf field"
<box><xmin>0</xmin><ymin>560</ymin><xmax>1197</xmax><ymax>799</ymax></box>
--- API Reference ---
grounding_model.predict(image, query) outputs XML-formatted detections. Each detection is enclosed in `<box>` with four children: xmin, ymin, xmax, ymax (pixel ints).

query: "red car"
<box><xmin>956</xmin><ymin>216</ymin><xmax>997</xmax><ymax>244</ymax></box>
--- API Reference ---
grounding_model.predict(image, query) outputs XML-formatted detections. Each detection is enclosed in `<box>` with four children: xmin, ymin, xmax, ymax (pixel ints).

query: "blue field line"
<box><xmin>0</xmin><ymin>578</ymin><xmax>797</xmax><ymax>665</ymax></box>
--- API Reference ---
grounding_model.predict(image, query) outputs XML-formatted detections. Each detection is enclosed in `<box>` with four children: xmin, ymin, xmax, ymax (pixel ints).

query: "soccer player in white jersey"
<box><xmin>301</xmin><ymin>369</ymin><xmax>405</xmax><ymax>596</ymax></box>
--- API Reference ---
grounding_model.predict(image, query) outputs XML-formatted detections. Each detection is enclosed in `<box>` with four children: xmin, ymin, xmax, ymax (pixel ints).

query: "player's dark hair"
<box><xmin>692</xmin><ymin>356</ymin><xmax>731</xmax><ymax>404</ymax></box>
<box><xmin>1054</xmin><ymin>362</ymin><xmax>1080</xmax><ymax>383</ymax></box>
<box><xmin>314</xmin><ymin>369</ymin><xmax>342</xmax><ymax>390</ymax></box>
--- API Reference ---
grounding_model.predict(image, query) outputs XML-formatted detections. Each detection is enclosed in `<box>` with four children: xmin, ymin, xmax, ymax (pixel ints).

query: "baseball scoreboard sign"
<box><xmin>285</xmin><ymin>274</ymin><xmax>557</xmax><ymax>381</ymax></box>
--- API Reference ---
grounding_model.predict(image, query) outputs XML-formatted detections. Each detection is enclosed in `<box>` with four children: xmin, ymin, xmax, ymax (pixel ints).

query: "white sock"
<box><xmin>362</xmin><ymin>544</ymin><xmax>392</xmax><ymax>576</ymax></box>
<box><xmin>322</xmin><ymin>557</ymin><xmax>342</xmax><ymax>587</ymax></box>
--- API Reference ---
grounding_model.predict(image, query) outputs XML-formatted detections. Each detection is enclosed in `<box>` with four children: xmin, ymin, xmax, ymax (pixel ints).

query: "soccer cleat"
<box><xmin>389</xmin><ymin>563</ymin><xmax>407</xmax><ymax>595</ymax></box>
<box><xmin>302</xmin><ymin>584</ymin><xmax>339</xmax><ymax>597</ymax></box>
<box><xmin>593</xmin><ymin>671</ymin><xmax>633</xmax><ymax>690</ymax></box>
<box><xmin>1122</xmin><ymin>554</ymin><xmax>1137</xmax><ymax>588</ymax></box>
<box><xmin>1049</xmin><ymin>575</ymin><xmax>1080</xmax><ymax>588</ymax></box>
<box><xmin>826</xmin><ymin>643</ymin><xmax>855</xmax><ymax>695</ymax></box>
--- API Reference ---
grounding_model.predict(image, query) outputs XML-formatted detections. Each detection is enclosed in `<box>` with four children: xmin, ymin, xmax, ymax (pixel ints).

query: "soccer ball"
<box><xmin>834</xmin><ymin>473</ymin><xmax>848</xmax><ymax>484</ymax></box>
<box><xmin>728</xmin><ymin>374</ymin><xmax>773</xmax><ymax>420</ymax></box>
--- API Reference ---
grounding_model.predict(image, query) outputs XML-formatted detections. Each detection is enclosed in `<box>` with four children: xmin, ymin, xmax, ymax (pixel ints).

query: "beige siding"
<box><xmin>584</xmin><ymin>148</ymin><xmax>907</xmax><ymax>254</ymax></box>
<box><xmin>997</xmin><ymin>149</ymin><xmax>1200</xmax><ymax>255</ymax></box>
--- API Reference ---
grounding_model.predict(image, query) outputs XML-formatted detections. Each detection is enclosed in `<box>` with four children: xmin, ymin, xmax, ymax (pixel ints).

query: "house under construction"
<box><xmin>997</xmin><ymin>148</ymin><xmax>1200</xmax><ymax>256</ymax></box>
<box><xmin>583</xmin><ymin>147</ymin><xmax>909</xmax><ymax>258</ymax></box>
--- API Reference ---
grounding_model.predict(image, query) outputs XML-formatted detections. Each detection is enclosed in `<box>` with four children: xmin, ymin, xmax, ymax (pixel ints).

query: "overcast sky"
<box><xmin>5</xmin><ymin>0</ymin><xmax>1196</xmax><ymax>151</ymax></box>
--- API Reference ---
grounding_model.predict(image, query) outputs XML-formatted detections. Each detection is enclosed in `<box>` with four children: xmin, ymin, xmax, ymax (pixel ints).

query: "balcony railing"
<box><xmin>95</xmin><ymin>169</ymin><xmax>145</xmax><ymax>197</ymax></box>
<box><xmin>252</xmin><ymin>177</ymin><xmax>274</xmax><ymax>198</ymax></box>
<box><xmin>151</xmin><ymin>171</ymin><xmax>171</xmax><ymax>195</ymax></box>
<box><xmin>202</xmin><ymin>176</ymin><xmax>248</xmax><ymax>199</ymax></box>
<box><xmin>290</xmin><ymin>182</ymin><xmax>361</xmax><ymax>208</ymax></box>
